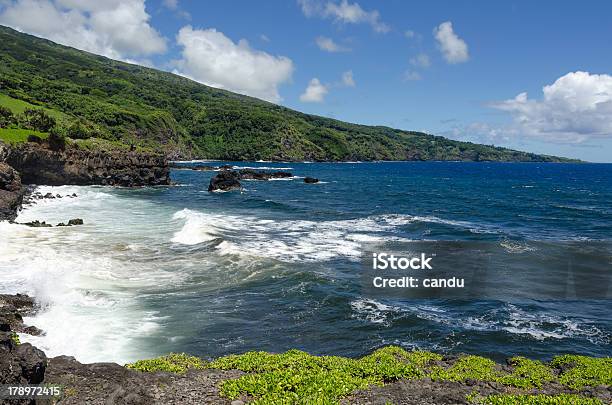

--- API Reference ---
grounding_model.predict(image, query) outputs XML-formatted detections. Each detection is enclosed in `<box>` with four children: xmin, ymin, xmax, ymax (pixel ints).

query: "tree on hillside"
<box><xmin>20</xmin><ymin>109</ymin><xmax>56</xmax><ymax>132</ymax></box>
<box><xmin>0</xmin><ymin>106</ymin><xmax>15</xmax><ymax>128</ymax></box>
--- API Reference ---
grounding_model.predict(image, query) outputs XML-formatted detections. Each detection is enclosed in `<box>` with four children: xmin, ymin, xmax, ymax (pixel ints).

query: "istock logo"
<box><xmin>372</xmin><ymin>252</ymin><xmax>433</xmax><ymax>270</ymax></box>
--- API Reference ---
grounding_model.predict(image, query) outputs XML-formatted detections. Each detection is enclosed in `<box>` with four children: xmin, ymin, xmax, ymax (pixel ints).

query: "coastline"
<box><xmin>1</xmin><ymin>293</ymin><xmax>610</xmax><ymax>404</ymax></box>
<box><xmin>0</xmin><ymin>140</ymin><xmax>170</xmax><ymax>221</ymax></box>
<box><xmin>1</xmin><ymin>152</ymin><xmax>610</xmax><ymax>403</ymax></box>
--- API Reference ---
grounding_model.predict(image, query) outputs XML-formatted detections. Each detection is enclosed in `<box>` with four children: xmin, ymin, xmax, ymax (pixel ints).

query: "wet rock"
<box><xmin>68</xmin><ymin>218</ymin><xmax>84</xmax><ymax>226</ymax></box>
<box><xmin>191</xmin><ymin>165</ymin><xmax>217</xmax><ymax>171</ymax></box>
<box><xmin>270</xmin><ymin>171</ymin><xmax>292</xmax><ymax>179</ymax></box>
<box><xmin>0</xmin><ymin>161</ymin><xmax>26</xmax><ymax>221</ymax></box>
<box><xmin>304</xmin><ymin>177</ymin><xmax>319</xmax><ymax>184</ymax></box>
<box><xmin>22</xmin><ymin>220</ymin><xmax>52</xmax><ymax>228</ymax></box>
<box><xmin>0</xmin><ymin>294</ymin><xmax>41</xmax><ymax>338</ymax></box>
<box><xmin>44</xmin><ymin>192</ymin><xmax>55</xmax><ymax>199</ymax></box>
<box><xmin>239</xmin><ymin>169</ymin><xmax>293</xmax><ymax>181</ymax></box>
<box><xmin>208</xmin><ymin>170</ymin><xmax>241</xmax><ymax>192</ymax></box>
<box><xmin>0</xmin><ymin>332</ymin><xmax>47</xmax><ymax>385</ymax></box>
<box><xmin>239</xmin><ymin>169</ymin><xmax>270</xmax><ymax>181</ymax></box>
<box><xmin>0</xmin><ymin>294</ymin><xmax>36</xmax><ymax>315</ymax></box>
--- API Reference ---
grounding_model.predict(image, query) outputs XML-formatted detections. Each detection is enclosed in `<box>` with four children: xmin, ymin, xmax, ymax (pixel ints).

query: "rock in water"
<box><xmin>239</xmin><ymin>169</ymin><xmax>293</xmax><ymax>180</ymax></box>
<box><xmin>270</xmin><ymin>171</ymin><xmax>292</xmax><ymax>179</ymax></box>
<box><xmin>0</xmin><ymin>294</ymin><xmax>42</xmax><ymax>337</ymax></box>
<box><xmin>22</xmin><ymin>220</ymin><xmax>52</xmax><ymax>228</ymax></box>
<box><xmin>304</xmin><ymin>177</ymin><xmax>319</xmax><ymax>184</ymax></box>
<box><xmin>208</xmin><ymin>170</ymin><xmax>241</xmax><ymax>192</ymax></box>
<box><xmin>68</xmin><ymin>218</ymin><xmax>84</xmax><ymax>226</ymax></box>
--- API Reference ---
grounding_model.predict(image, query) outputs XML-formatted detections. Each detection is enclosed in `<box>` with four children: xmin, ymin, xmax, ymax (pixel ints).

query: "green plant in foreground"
<box><xmin>498</xmin><ymin>357</ymin><xmax>555</xmax><ymax>388</ymax></box>
<box><xmin>125</xmin><ymin>353</ymin><xmax>205</xmax><ymax>374</ymax></box>
<box><xmin>479</xmin><ymin>393</ymin><xmax>603</xmax><ymax>405</ymax></box>
<box><xmin>208</xmin><ymin>347</ymin><xmax>438</xmax><ymax>404</ymax></box>
<box><xmin>430</xmin><ymin>355</ymin><xmax>555</xmax><ymax>389</ymax></box>
<box><xmin>126</xmin><ymin>348</ymin><xmax>611</xmax><ymax>404</ymax></box>
<box><xmin>10</xmin><ymin>332</ymin><xmax>20</xmax><ymax>345</ymax></box>
<box><xmin>551</xmin><ymin>355</ymin><xmax>612</xmax><ymax>389</ymax></box>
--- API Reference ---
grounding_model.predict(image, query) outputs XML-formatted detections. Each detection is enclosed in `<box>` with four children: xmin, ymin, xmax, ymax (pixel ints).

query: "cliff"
<box><xmin>0</xmin><ymin>141</ymin><xmax>169</xmax><ymax>221</ymax></box>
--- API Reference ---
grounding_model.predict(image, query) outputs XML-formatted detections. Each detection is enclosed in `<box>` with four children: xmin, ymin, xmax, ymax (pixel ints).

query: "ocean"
<box><xmin>0</xmin><ymin>161</ymin><xmax>610</xmax><ymax>364</ymax></box>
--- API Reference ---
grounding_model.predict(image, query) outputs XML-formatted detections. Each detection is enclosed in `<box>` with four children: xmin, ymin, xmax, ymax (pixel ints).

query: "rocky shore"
<box><xmin>0</xmin><ymin>141</ymin><xmax>170</xmax><ymax>221</ymax></box>
<box><xmin>0</xmin><ymin>294</ymin><xmax>609</xmax><ymax>405</ymax></box>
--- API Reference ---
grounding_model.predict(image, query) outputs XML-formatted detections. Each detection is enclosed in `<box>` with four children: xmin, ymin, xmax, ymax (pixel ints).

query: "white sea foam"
<box><xmin>350</xmin><ymin>300</ymin><xmax>609</xmax><ymax>343</ymax></box>
<box><xmin>170</xmin><ymin>209</ymin><xmax>418</xmax><ymax>262</ymax></box>
<box><xmin>0</xmin><ymin>185</ymin><xmax>183</xmax><ymax>364</ymax></box>
<box><xmin>232</xmin><ymin>166</ymin><xmax>294</xmax><ymax>171</ymax></box>
<box><xmin>500</xmin><ymin>240</ymin><xmax>537</xmax><ymax>253</ymax></box>
<box><xmin>171</xmin><ymin>209</ymin><xmax>219</xmax><ymax>244</ymax></box>
<box><xmin>350</xmin><ymin>298</ymin><xmax>399</xmax><ymax>325</ymax></box>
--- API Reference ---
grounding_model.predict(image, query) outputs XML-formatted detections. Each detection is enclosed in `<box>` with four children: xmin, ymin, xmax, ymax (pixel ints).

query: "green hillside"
<box><xmin>0</xmin><ymin>25</ymin><xmax>575</xmax><ymax>162</ymax></box>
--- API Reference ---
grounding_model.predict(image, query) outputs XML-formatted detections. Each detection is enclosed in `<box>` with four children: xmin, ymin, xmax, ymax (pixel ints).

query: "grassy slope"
<box><xmin>0</xmin><ymin>128</ymin><xmax>48</xmax><ymax>144</ymax></box>
<box><xmin>0</xmin><ymin>25</ymin><xmax>576</xmax><ymax>162</ymax></box>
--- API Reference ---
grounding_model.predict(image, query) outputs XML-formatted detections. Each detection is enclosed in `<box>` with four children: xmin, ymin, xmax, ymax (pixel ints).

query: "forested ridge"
<box><xmin>0</xmin><ymin>25</ymin><xmax>576</xmax><ymax>162</ymax></box>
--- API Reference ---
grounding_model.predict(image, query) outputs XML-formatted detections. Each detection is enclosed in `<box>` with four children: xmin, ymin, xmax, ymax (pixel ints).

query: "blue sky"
<box><xmin>1</xmin><ymin>0</ymin><xmax>612</xmax><ymax>162</ymax></box>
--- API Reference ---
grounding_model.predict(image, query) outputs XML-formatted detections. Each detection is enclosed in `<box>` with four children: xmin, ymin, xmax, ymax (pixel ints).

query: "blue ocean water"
<box><xmin>1</xmin><ymin>161</ymin><xmax>611</xmax><ymax>363</ymax></box>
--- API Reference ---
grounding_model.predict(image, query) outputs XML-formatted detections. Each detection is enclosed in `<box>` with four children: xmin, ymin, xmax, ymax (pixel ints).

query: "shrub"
<box><xmin>478</xmin><ymin>393</ymin><xmax>603</xmax><ymax>405</ymax></box>
<box><xmin>0</xmin><ymin>106</ymin><xmax>15</xmax><ymax>128</ymax></box>
<box><xmin>125</xmin><ymin>353</ymin><xmax>206</xmax><ymax>374</ymax></box>
<box><xmin>20</xmin><ymin>109</ymin><xmax>56</xmax><ymax>132</ymax></box>
<box><xmin>67</xmin><ymin>119</ymin><xmax>99</xmax><ymax>140</ymax></box>
<box><xmin>48</xmin><ymin>128</ymin><xmax>66</xmax><ymax>151</ymax></box>
<box><xmin>551</xmin><ymin>355</ymin><xmax>612</xmax><ymax>389</ymax></box>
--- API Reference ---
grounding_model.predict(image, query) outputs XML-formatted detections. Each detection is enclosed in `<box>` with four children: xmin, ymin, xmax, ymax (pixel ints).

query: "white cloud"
<box><xmin>173</xmin><ymin>26</ymin><xmax>294</xmax><ymax>103</ymax></box>
<box><xmin>433</xmin><ymin>21</ymin><xmax>469</xmax><ymax>64</ymax></box>
<box><xmin>410</xmin><ymin>53</ymin><xmax>430</xmax><ymax>68</ymax></box>
<box><xmin>161</xmin><ymin>0</ymin><xmax>190</xmax><ymax>20</ymax></box>
<box><xmin>404</xmin><ymin>30</ymin><xmax>415</xmax><ymax>39</ymax></box>
<box><xmin>300</xmin><ymin>78</ymin><xmax>328</xmax><ymax>102</ymax></box>
<box><xmin>315</xmin><ymin>36</ymin><xmax>349</xmax><ymax>52</ymax></box>
<box><xmin>0</xmin><ymin>0</ymin><xmax>166</xmax><ymax>60</ymax></box>
<box><xmin>490</xmin><ymin>71</ymin><xmax>612</xmax><ymax>143</ymax></box>
<box><xmin>162</xmin><ymin>0</ymin><xmax>177</xmax><ymax>9</ymax></box>
<box><xmin>298</xmin><ymin>0</ymin><xmax>389</xmax><ymax>33</ymax></box>
<box><xmin>341</xmin><ymin>70</ymin><xmax>355</xmax><ymax>87</ymax></box>
<box><xmin>403</xmin><ymin>70</ymin><xmax>422</xmax><ymax>81</ymax></box>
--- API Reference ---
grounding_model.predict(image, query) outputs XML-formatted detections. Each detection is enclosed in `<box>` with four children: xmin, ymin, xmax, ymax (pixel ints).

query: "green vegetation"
<box><xmin>477</xmin><ymin>394</ymin><xmax>603</xmax><ymax>405</ymax></box>
<box><xmin>551</xmin><ymin>355</ymin><xmax>612</xmax><ymax>389</ymax></box>
<box><xmin>10</xmin><ymin>332</ymin><xmax>20</xmax><ymax>345</ymax></box>
<box><xmin>0</xmin><ymin>25</ymin><xmax>576</xmax><ymax>162</ymax></box>
<box><xmin>125</xmin><ymin>353</ymin><xmax>205</xmax><ymax>374</ymax></box>
<box><xmin>0</xmin><ymin>128</ymin><xmax>48</xmax><ymax>144</ymax></box>
<box><xmin>430</xmin><ymin>356</ymin><xmax>554</xmax><ymax>388</ymax></box>
<box><xmin>208</xmin><ymin>347</ymin><xmax>433</xmax><ymax>404</ymax></box>
<box><xmin>126</xmin><ymin>347</ymin><xmax>610</xmax><ymax>404</ymax></box>
<box><xmin>0</xmin><ymin>93</ymin><xmax>66</xmax><ymax>121</ymax></box>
